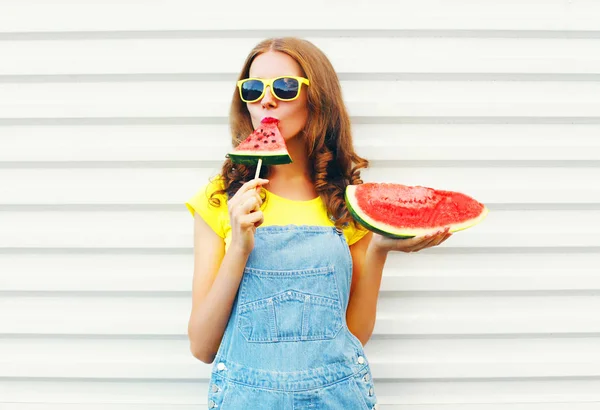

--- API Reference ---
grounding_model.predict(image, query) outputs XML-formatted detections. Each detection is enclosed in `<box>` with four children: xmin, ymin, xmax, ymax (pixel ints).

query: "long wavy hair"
<box><xmin>210</xmin><ymin>37</ymin><xmax>369</xmax><ymax>229</ymax></box>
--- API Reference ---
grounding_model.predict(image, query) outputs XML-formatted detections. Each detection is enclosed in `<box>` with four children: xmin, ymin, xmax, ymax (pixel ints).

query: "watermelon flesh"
<box><xmin>227</xmin><ymin>117</ymin><xmax>292</xmax><ymax>165</ymax></box>
<box><xmin>345</xmin><ymin>183</ymin><xmax>488</xmax><ymax>238</ymax></box>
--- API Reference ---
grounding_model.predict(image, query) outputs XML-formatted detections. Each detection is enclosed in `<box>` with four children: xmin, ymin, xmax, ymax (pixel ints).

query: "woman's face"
<box><xmin>245</xmin><ymin>51</ymin><xmax>309</xmax><ymax>141</ymax></box>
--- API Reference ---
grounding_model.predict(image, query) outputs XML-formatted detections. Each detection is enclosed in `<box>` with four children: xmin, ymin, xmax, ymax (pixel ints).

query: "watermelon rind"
<box><xmin>227</xmin><ymin>150</ymin><xmax>292</xmax><ymax>165</ymax></box>
<box><xmin>345</xmin><ymin>184</ymin><xmax>489</xmax><ymax>239</ymax></box>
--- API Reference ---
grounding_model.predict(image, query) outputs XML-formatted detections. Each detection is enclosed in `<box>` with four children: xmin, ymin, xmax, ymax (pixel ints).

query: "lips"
<box><xmin>261</xmin><ymin>116</ymin><xmax>280</xmax><ymax>124</ymax></box>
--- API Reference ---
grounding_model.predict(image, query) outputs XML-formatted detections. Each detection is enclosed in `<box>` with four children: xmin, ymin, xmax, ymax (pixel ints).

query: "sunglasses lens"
<box><xmin>240</xmin><ymin>80</ymin><xmax>264</xmax><ymax>102</ymax></box>
<box><xmin>273</xmin><ymin>77</ymin><xmax>300</xmax><ymax>100</ymax></box>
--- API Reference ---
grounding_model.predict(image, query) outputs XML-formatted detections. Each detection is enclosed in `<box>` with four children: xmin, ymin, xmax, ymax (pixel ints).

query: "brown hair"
<box><xmin>210</xmin><ymin>37</ymin><xmax>369</xmax><ymax>229</ymax></box>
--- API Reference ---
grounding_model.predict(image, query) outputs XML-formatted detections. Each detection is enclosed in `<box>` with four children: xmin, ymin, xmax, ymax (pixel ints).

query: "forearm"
<box><xmin>346</xmin><ymin>243</ymin><xmax>388</xmax><ymax>346</ymax></box>
<box><xmin>188</xmin><ymin>244</ymin><xmax>249</xmax><ymax>363</ymax></box>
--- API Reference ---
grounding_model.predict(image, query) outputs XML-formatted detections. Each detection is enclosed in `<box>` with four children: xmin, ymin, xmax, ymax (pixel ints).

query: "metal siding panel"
<box><xmin>2</xmin><ymin>293</ymin><xmax>600</xmax><ymax>337</ymax></box>
<box><xmin>2</xmin><ymin>124</ymin><xmax>600</xmax><ymax>162</ymax></box>
<box><xmin>1</xmin><ymin>37</ymin><xmax>600</xmax><ymax>75</ymax></box>
<box><xmin>2</xmin><ymin>81</ymin><xmax>600</xmax><ymax>118</ymax></box>
<box><xmin>1</xmin><ymin>167</ymin><xmax>600</xmax><ymax>205</ymax></box>
<box><xmin>2</xmin><ymin>253</ymin><xmax>600</xmax><ymax>292</ymax></box>
<box><xmin>0</xmin><ymin>210</ymin><xmax>599</xmax><ymax>249</ymax></box>
<box><xmin>1</xmin><ymin>1</ymin><xmax>599</xmax><ymax>32</ymax></box>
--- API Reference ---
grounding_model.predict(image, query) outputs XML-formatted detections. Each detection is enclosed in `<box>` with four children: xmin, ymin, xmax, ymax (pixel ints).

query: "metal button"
<box><xmin>288</xmin><ymin>291</ymin><xmax>292</xmax><ymax>295</ymax></box>
<box><xmin>217</xmin><ymin>362</ymin><xmax>226</xmax><ymax>371</ymax></box>
<box><xmin>369</xmin><ymin>386</ymin><xmax>374</xmax><ymax>396</ymax></box>
<box><xmin>211</xmin><ymin>384</ymin><xmax>219</xmax><ymax>393</ymax></box>
<box><xmin>357</xmin><ymin>356</ymin><xmax>365</xmax><ymax>364</ymax></box>
<box><xmin>363</xmin><ymin>374</ymin><xmax>370</xmax><ymax>382</ymax></box>
<box><xmin>208</xmin><ymin>399</ymin><xmax>216</xmax><ymax>408</ymax></box>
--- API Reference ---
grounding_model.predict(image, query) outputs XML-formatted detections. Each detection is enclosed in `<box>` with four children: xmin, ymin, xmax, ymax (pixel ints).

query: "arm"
<box><xmin>346</xmin><ymin>228</ymin><xmax>452</xmax><ymax>346</ymax></box>
<box><xmin>187</xmin><ymin>213</ymin><xmax>249</xmax><ymax>363</ymax></box>
<box><xmin>187</xmin><ymin>178</ymin><xmax>268</xmax><ymax>363</ymax></box>
<box><xmin>346</xmin><ymin>232</ymin><xmax>386</xmax><ymax>346</ymax></box>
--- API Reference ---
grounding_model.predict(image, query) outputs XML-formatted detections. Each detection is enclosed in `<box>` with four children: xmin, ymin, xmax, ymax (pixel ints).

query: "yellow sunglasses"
<box><xmin>237</xmin><ymin>76</ymin><xmax>310</xmax><ymax>103</ymax></box>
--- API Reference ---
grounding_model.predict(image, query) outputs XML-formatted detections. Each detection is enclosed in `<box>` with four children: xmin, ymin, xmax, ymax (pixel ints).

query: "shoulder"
<box><xmin>343</xmin><ymin>220</ymin><xmax>370</xmax><ymax>246</ymax></box>
<box><xmin>202</xmin><ymin>175</ymin><xmax>227</xmax><ymax>198</ymax></box>
<box><xmin>184</xmin><ymin>176</ymin><xmax>230</xmax><ymax>238</ymax></box>
<box><xmin>185</xmin><ymin>176</ymin><xmax>227</xmax><ymax>214</ymax></box>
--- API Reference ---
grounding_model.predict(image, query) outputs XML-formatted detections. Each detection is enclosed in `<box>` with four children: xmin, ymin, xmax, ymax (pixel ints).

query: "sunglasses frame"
<box><xmin>237</xmin><ymin>76</ymin><xmax>310</xmax><ymax>103</ymax></box>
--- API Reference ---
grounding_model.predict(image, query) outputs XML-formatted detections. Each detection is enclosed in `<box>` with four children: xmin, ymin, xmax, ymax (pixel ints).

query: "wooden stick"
<box><xmin>254</xmin><ymin>158</ymin><xmax>262</xmax><ymax>180</ymax></box>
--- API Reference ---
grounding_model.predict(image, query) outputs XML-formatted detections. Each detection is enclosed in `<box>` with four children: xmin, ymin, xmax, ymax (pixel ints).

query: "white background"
<box><xmin>1</xmin><ymin>0</ymin><xmax>600</xmax><ymax>408</ymax></box>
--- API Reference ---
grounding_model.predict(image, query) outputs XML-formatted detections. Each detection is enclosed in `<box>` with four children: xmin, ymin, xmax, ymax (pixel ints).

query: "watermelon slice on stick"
<box><xmin>345</xmin><ymin>182</ymin><xmax>488</xmax><ymax>239</ymax></box>
<box><xmin>227</xmin><ymin>117</ymin><xmax>292</xmax><ymax>179</ymax></box>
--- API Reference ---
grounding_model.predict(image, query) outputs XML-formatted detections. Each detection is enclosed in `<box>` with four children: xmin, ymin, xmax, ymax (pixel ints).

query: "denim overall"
<box><xmin>207</xmin><ymin>225</ymin><xmax>378</xmax><ymax>409</ymax></box>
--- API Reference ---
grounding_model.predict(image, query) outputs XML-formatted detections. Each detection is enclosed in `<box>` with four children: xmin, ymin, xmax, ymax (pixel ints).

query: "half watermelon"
<box><xmin>345</xmin><ymin>182</ymin><xmax>488</xmax><ymax>238</ymax></box>
<box><xmin>227</xmin><ymin>117</ymin><xmax>292</xmax><ymax>165</ymax></box>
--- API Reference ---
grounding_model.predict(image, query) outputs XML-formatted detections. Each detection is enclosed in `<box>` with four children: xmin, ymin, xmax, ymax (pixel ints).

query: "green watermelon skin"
<box><xmin>227</xmin><ymin>151</ymin><xmax>291</xmax><ymax>165</ymax></box>
<box><xmin>228</xmin><ymin>118</ymin><xmax>292</xmax><ymax>165</ymax></box>
<box><xmin>345</xmin><ymin>183</ymin><xmax>488</xmax><ymax>239</ymax></box>
<box><xmin>346</xmin><ymin>189</ymin><xmax>415</xmax><ymax>239</ymax></box>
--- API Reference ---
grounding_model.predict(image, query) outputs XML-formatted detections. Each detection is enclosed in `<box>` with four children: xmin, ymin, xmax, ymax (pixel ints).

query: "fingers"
<box><xmin>436</xmin><ymin>232</ymin><xmax>452</xmax><ymax>246</ymax></box>
<box><xmin>399</xmin><ymin>233</ymin><xmax>436</xmax><ymax>249</ymax></box>
<box><xmin>240</xmin><ymin>194</ymin><xmax>261</xmax><ymax>214</ymax></box>
<box><xmin>423</xmin><ymin>228</ymin><xmax>450</xmax><ymax>247</ymax></box>
<box><xmin>230</xmin><ymin>187</ymin><xmax>263</xmax><ymax>213</ymax></box>
<box><xmin>401</xmin><ymin>228</ymin><xmax>451</xmax><ymax>253</ymax></box>
<box><xmin>403</xmin><ymin>235</ymin><xmax>437</xmax><ymax>252</ymax></box>
<box><xmin>238</xmin><ymin>178</ymin><xmax>269</xmax><ymax>196</ymax></box>
<box><xmin>240</xmin><ymin>210</ymin><xmax>264</xmax><ymax>228</ymax></box>
<box><xmin>229</xmin><ymin>179</ymin><xmax>267</xmax><ymax>210</ymax></box>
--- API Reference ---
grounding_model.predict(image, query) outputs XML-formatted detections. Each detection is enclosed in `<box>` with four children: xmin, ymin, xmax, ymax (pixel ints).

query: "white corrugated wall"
<box><xmin>1</xmin><ymin>0</ymin><xmax>600</xmax><ymax>408</ymax></box>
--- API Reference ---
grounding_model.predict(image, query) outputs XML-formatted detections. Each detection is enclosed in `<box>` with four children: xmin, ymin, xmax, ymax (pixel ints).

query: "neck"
<box><xmin>267</xmin><ymin>136</ymin><xmax>311</xmax><ymax>182</ymax></box>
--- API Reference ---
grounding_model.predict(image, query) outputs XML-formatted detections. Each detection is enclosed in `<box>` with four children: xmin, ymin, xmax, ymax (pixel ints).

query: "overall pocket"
<box><xmin>236</xmin><ymin>266</ymin><xmax>343</xmax><ymax>343</ymax></box>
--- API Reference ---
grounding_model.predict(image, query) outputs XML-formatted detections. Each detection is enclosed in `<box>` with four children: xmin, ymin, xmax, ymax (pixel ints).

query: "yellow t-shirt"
<box><xmin>185</xmin><ymin>176</ymin><xmax>369</xmax><ymax>251</ymax></box>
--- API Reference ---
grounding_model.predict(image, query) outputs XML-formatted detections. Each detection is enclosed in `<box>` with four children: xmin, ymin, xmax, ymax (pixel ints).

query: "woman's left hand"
<box><xmin>370</xmin><ymin>227</ymin><xmax>452</xmax><ymax>253</ymax></box>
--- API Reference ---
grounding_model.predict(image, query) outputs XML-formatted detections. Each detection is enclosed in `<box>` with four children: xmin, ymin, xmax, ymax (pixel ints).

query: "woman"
<box><xmin>185</xmin><ymin>37</ymin><xmax>451</xmax><ymax>409</ymax></box>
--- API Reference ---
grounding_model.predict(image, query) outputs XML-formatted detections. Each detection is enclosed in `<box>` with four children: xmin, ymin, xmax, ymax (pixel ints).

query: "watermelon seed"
<box><xmin>254</xmin><ymin>144</ymin><xmax>259</xmax><ymax>148</ymax></box>
<box><xmin>271</xmin><ymin>139</ymin><xmax>276</xmax><ymax>143</ymax></box>
<box><xmin>263</xmin><ymin>140</ymin><xmax>268</xmax><ymax>143</ymax></box>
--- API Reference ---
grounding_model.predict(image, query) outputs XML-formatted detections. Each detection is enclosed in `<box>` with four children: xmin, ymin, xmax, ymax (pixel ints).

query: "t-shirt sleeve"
<box><xmin>346</xmin><ymin>222</ymin><xmax>370</xmax><ymax>246</ymax></box>
<box><xmin>185</xmin><ymin>177</ymin><xmax>228</xmax><ymax>238</ymax></box>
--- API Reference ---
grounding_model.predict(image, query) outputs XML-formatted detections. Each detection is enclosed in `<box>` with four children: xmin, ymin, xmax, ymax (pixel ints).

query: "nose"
<box><xmin>260</xmin><ymin>85</ymin><xmax>277</xmax><ymax>108</ymax></box>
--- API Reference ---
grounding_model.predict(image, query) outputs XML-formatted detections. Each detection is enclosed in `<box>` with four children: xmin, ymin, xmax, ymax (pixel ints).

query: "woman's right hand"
<box><xmin>228</xmin><ymin>178</ymin><xmax>269</xmax><ymax>255</ymax></box>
